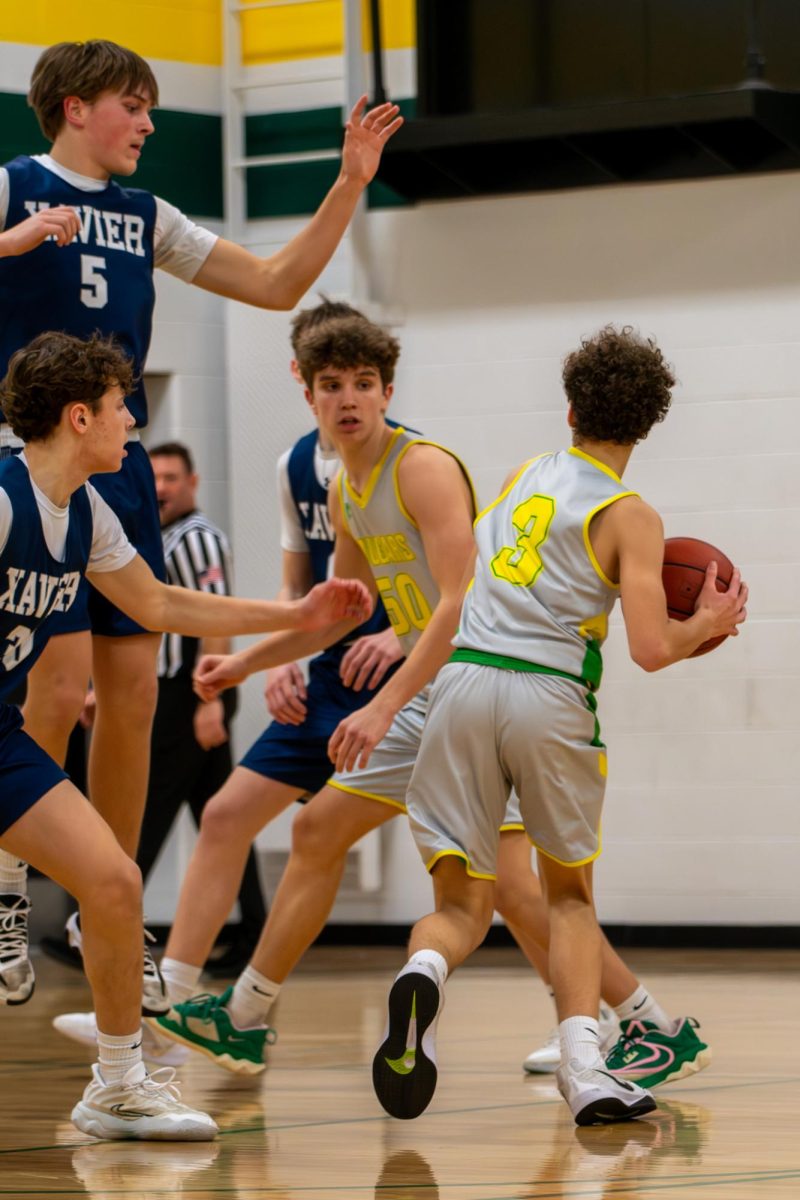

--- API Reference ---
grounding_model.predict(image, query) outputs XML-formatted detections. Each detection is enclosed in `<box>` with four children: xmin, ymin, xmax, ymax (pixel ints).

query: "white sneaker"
<box><xmin>0</xmin><ymin>893</ymin><xmax>34</xmax><ymax>1005</ymax></box>
<box><xmin>142</xmin><ymin>928</ymin><xmax>170</xmax><ymax>1016</ymax></box>
<box><xmin>522</xmin><ymin>1026</ymin><xmax>560</xmax><ymax>1074</ymax></box>
<box><xmin>71</xmin><ymin>1061</ymin><xmax>218</xmax><ymax>1141</ymax></box>
<box><xmin>64</xmin><ymin>912</ymin><xmax>170</xmax><ymax>1016</ymax></box>
<box><xmin>523</xmin><ymin>1002</ymin><xmax>621</xmax><ymax>1074</ymax></box>
<box><xmin>556</xmin><ymin>1057</ymin><xmax>657</xmax><ymax>1126</ymax></box>
<box><xmin>53</xmin><ymin>1011</ymin><xmax>190</xmax><ymax>1067</ymax></box>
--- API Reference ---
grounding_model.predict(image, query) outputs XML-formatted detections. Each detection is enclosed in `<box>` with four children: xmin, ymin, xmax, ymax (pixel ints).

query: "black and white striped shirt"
<box><xmin>157</xmin><ymin>510</ymin><xmax>233</xmax><ymax>681</ymax></box>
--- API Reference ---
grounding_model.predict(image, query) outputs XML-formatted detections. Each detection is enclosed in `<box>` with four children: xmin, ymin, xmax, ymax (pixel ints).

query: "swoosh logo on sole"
<box><xmin>384</xmin><ymin>990</ymin><xmax>418</xmax><ymax>1076</ymax></box>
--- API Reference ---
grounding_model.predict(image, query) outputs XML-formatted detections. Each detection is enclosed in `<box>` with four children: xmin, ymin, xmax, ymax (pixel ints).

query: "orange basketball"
<box><xmin>662</xmin><ymin>537</ymin><xmax>735</xmax><ymax>657</ymax></box>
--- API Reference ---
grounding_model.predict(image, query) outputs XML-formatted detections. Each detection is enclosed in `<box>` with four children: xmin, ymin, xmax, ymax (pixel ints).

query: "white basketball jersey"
<box><xmin>338</xmin><ymin>427</ymin><xmax>475</xmax><ymax>660</ymax></box>
<box><xmin>454</xmin><ymin>447</ymin><xmax>637</xmax><ymax>689</ymax></box>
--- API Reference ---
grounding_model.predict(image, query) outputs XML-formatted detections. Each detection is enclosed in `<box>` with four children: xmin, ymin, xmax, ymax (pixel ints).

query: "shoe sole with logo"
<box><xmin>372</xmin><ymin>971</ymin><xmax>440</xmax><ymax>1120</ymax></box>
<box><xmin>71</xmin><ymin>1101</ymin><xmax>217</xmax><ymax>1141</ymax></box>
<box><xmin>144</xmin><ymin>1016</ymin><xmax>265</xmax><ymax>1076</ymax></box>
<box><xmin>574</xmin><ymin>1091</ymin><xmax>657</xmax><ymax>1127</ymax></box>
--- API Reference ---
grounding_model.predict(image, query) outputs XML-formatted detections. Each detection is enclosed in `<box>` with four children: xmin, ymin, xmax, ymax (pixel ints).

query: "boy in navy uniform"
<box><xmin>0</xmin><ymin>330</ymin><xmax>370</xmax><ymax>1136</ymax></box>
<box><xmin>0</xmin><ymin>38</ymin><xmax>401</xmax><ymax>1002</ymax></box>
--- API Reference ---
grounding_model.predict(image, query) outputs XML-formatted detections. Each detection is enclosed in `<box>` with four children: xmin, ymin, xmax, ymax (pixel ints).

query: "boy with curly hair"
<box><xmin>371</xmin><ymin>326</ymin><xmax>748</xmax><ymax>1127</ymax></box>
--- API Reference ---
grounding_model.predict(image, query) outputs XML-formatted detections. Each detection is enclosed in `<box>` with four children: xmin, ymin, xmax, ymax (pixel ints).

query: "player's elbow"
<box><xmin>627</xmin><ymin>626</ymin><xmax>671</xmax><ymax>672</ymax></box>
<box><xmin>630</xmin><ymin>639</ymin><xmax>669</xmax><ymax>673</ymax></box>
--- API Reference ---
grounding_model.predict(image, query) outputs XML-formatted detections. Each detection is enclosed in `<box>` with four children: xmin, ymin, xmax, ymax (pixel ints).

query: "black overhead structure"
<box><xmin>376</xmin><ymin>0</ymin><xmax>800</xmax><ymax>202</ymax></box>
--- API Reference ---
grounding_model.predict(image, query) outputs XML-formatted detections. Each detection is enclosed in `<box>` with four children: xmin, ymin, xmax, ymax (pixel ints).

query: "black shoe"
<box><xmin>205</xmin><ymin>940</ymin><xmax>258</xmax><ymax>978</ymax></box>
<box><xmin>372</xmin><ymin>968</ymin><xmax>443</xmax><ymax>1120</ymax></box>
<box><xmin>40</xmin><ymin>934</ymin><xmax>84</xmax><ymax>970</ymax></box>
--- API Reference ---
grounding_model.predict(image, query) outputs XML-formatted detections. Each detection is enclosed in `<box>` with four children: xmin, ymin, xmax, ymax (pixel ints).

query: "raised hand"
<box><xmin>0</xmin><ymin>206</ymin><xmax>81</xmax><ymax>255</ymax></box>
<box><xmin>297</xmin><ymin>577</ymin><xmax>373</xmax><ymax>631</ymax></box>
<box><xmin>340</xmin><ymin>95</ymin><xmax>403</xmax><ymax>187</ymax></box>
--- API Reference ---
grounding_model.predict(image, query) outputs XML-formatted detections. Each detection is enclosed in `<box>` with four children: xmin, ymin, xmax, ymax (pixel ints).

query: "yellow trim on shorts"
<box><xmin>473</xmin><ymin>455</ymin><xmax>549</xmax><ymax>527</ymax></box>
<box><xmin>528</xmin><ymin>828</ymin><xmax>603</xmax><ymax>869</ymax></box>
<box><xmin>327</xmin><ymin>779</ymin><xmax>407</xmax><ymax>812</ymax></box>
<box><xmin>499</xmin><ymin>823</ymin><xmax>526</xmax><ymax>833</ymax></box>
<box><xmin>582</xmin><ymin>492</ymin><xmax>639</xmax><ymax>589</ymax></box>
<box><xmin>425</xmin><ymin>848</ymin><xmax>497</xmax><ymax>882</ymax></box>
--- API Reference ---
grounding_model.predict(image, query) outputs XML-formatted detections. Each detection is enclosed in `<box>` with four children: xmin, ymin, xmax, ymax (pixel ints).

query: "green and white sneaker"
<box><xmin>605</xmin><ymin>1017</ymin><xmax>711</xmax><ymax>1088</ymax></box>
<box><xmin>148</xmin><ymin>989</ymin><xmax>276</xmax><ymax>1076</ymax></box>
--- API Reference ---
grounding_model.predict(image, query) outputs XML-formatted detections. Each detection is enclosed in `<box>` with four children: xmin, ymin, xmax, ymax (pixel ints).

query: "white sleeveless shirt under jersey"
<box><xmin>338</xmin><ymin>427</ymin><xmax>475</xmax><ymax>661</ymax></box>
<box><xmin>454</xmin><ymin>447</ymin><xmax>637</xmax><ymax>690</ymax></box>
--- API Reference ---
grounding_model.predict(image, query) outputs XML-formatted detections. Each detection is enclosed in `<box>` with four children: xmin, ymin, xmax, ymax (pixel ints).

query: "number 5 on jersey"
<box><xmin>491</xmin><ymin>494</ymin><xmax>556</xmax><ymax>587</ymax></box>
<box><xmin>81</xmin><ymin>254</ymin><xmax>108</xmax><ymax>309</ymax></box>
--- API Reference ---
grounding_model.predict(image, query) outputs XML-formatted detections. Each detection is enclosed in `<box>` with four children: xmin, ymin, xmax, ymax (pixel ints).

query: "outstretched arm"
<box><xmin>193</xmin><ymin>497</ymin><xmax>377</xmax><ymax>699</ymax></box>
<box><xmin>615</xmin><ymin>499</ymin><xmax>748</xmax><ymax>671</ymax></box>
<box><xmin>192</xmin><ymin>96</ymin><xmax>403</xmax><ymax>310</ymax></box>
<box><xmin>87</xmin><ymin>553</ymin><xmax>371</xmax><ymax>639</ymax></box>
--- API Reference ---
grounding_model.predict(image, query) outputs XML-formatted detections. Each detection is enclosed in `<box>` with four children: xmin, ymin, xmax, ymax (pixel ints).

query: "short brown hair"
<box><xmin>295</xmin><ymin>315</ymin><xmax>400</xmax><ymax>389</ymax></box>
<box><xmin>1</xmin><ymin>332</ymin><xmax>134</xmax><ymax>443</ymax></box>
<box><xmin>290</xmin><ymin>296</ymin><xmax>365</xmax><ymax>356</ymax></box>
<box><xmin>28</xmin><ymin>40</ymin><xmax>159</xmax><ymax>142</ymax></box>
<box><xmin>562</xmin><ymin>325</ymin><xmax>675</xmax><ymax>445</ymax></box>
<box><xmin>149</xmin><ymin>441</ymin><xmax>195</xmax><ymax>474</ymax></box>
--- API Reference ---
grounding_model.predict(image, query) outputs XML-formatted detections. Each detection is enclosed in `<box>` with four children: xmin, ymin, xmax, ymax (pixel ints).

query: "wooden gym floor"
<box><xmin>1</xmin><ymin>947</ymin><xmax>798</xmax><ymax>1199</ymax></box>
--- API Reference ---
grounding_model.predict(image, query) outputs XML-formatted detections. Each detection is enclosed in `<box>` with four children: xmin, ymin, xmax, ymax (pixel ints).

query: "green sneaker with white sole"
<box><xmin>605</xmin><ymin>1017</ymin><xmax>711</xmax><ymax>1089</ymax></box>
<box><xmin>149</xmin><ymin>988</ymin><xmax>276</xmax><ymax>1076</ymax></box>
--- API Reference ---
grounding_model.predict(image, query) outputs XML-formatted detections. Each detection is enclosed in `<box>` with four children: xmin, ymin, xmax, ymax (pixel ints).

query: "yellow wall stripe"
<box><xmin>2</xmin><ymin>1</ymin><xmax>222</xmax><ymax>66</ymax></box>
<box><xmin>242</xmin><ymin>0</ymin><xmax>415</xmax><ymax>67</ymax></box>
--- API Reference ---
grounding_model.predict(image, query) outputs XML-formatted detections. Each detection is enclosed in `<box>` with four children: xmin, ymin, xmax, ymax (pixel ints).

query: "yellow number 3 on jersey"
<box><xmin>491</xmin><ymin>493</ymin><xmax>556</xmax><ymax>587</ymax></box>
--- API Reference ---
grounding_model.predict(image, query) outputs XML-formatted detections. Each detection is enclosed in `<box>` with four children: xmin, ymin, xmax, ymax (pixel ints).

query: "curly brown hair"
<box><xmin>1</xmin><ymin>332</ymin><xmax>134</xmax><ymax>443</ymax></box>
<box><xmin>28</xmin><ymin>40</ymin><xmax>159</xmax><ymax>142</ymax></box>
<box><xmin>563</xmin><ymin>326</ymin><xmax>675</xmax><ymax>445</ymax></box>
<box><xmin>295</xmin><ymin>315</ymin><xmax>400</xmax><ymax>389</ymax></box>
<box><xmin>290</xmin><ymin>296</ymin><xmax>365</xmax><ymax>356</ymax></box>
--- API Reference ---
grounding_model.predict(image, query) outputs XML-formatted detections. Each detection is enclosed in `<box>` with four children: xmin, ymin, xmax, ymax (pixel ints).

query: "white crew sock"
<box><xmin>560</xmin><ymin>1015</ymin><xmax>603</xmax><ymax>1071</ymax></box>
<box><xmin>160</xmin><ymin>958</ymin><xmax>202</xmax><ymax>1006</ymax></box>
<box><xmin>405</xmin><ymin>949</ymin><xmax>448</xmax><ymax>990</ymax></box>
<box><xmin>0</xmin><ymin>851</ymin><xmax>27</xmax><ymax>895</ymax></box>
<box><xmin>614</xmin><ymin>985</ymin><xmax>672</xmax><ymax>1032</ymax></box>
<box><xmin>229</xmin><ymin>966</ymin><xmax>281</xmax><ymax>1029</ymax></box>
<box><xmin>96</xmin><ymin>1028</ymin><xmax>144</xmax><ymax>1084</ymax></box>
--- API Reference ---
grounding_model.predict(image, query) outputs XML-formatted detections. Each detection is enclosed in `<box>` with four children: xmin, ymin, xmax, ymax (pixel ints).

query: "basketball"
<box><xmin>662</xmin><ymin>537</ymin><xmax>735</xmax><ymax>656</ymax></box>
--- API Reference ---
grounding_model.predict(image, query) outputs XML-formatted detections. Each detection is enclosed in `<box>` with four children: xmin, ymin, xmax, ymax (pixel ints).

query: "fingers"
<box><xmin>347</xmin><ymin>98</ymin><xmax>402</xmax><ymax>138</ymax></box>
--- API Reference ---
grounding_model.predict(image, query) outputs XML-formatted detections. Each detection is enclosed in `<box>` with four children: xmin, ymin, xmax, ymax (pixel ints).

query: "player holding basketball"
<box><xmin>371</xmin><ymin>326</ymin><xmax>747</xmax><ymax>1126</ymax></box>
<box><xmin>0</xmin><ymin>330</ymin><xmax>370</xmax><ymax>1138</ymax></box>
<box><xmin>0</xmin><ymin>38</ymin><xmax>401</xmax><ymax>1007</ymax></box>
<box><xmin>147</xmin><ymin>314</ymin><xmax>598</xmax><ymax>1074</ymax></box>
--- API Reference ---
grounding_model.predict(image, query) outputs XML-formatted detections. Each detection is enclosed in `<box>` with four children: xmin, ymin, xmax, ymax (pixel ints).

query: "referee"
<box><xmin>141</xmin><ymin>442</ymin><xmax>267</xmax><ymax>971</ymax></box>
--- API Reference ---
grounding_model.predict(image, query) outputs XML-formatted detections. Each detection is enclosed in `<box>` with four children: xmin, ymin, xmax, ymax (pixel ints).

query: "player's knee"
<box><xmin>291</xmin><ymin>803</ymin><xmax>340</xmax><ymax>865</ymax></box>
<box><xmin>199</xmin><ymin>792</ymin><xmax>244</xmax><ymax>845</ymax></box>
<box><xmin>24</xmin><ymin>674</ymin><xmax>86</xmax><ymax>732</ymax></box>
<box><xmin>79</xmin><ymin>852</ymin><xmax>142</xmax><ymax>921</ymax></box>
<box><xmin>115</xmin><ymin>667</ymin><xmax>158</xmax><ymax>723</ymax></box>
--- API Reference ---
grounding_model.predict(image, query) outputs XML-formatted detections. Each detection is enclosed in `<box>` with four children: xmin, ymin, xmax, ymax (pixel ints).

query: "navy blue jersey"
<box><xmin>0</xmin><ymin>456</ymin><xmax>92</xmax><ymax>700</ymax></box>
<box><xmin>0</xmin><ymin>157</ymin><xmax>156</xmax><ymax>428</ymax></box>
<box><xmin>286</xmin><ymin>429</ymin><xmax>392</xmax><ymax>664</ymax></box>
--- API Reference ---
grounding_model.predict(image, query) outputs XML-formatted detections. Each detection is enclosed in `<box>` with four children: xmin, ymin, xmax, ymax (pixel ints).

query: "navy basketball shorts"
<box><xmin>0</xmin><ymin>704</ymin><xmax>69</xmax><ymax>835</ymax></box>
<box><xmin>240</xmin><ymin>652</ymin><xmax>397</xmax><ymax>800</ymax></box>
<box><xmin>47</xmin><ymin>439</ymin><xmax>166</xmax><ymax>639</ymax></box>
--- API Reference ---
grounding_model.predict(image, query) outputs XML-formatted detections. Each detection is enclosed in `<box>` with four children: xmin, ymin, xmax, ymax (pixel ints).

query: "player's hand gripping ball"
<box><xmin>662</xmin><ymin>537</ymin><xmax>736</xmax><ymax>657</ymax></box>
